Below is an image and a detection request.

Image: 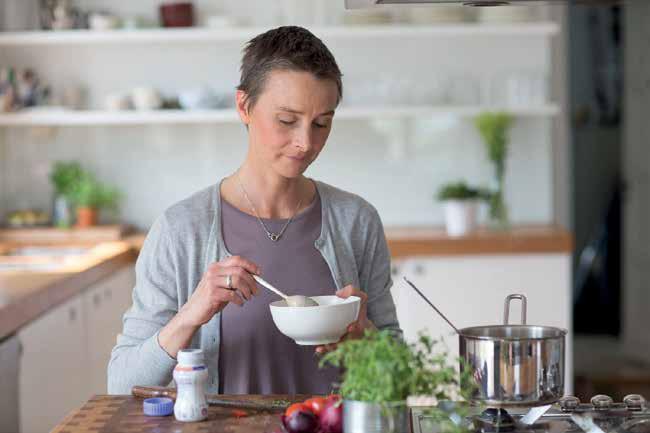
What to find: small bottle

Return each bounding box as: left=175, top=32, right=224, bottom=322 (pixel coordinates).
left=173, top=349, right=209, bottom=422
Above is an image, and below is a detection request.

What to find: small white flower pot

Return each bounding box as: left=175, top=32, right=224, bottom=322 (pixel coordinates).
left=442, top=200, right=478, bottom=237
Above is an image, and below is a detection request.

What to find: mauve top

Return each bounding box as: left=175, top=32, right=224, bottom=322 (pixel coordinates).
left=218, top=191, right=340, bottom=394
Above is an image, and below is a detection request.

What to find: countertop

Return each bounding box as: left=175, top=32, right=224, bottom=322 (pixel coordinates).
left=125, top=224, right=573, bottom=258
left=386, top=225, right=572, bottom=257
left=0, top=240, right=137, bottom=340
left=51, top=394, right=300, bottom=433
left=0, top=224, right=571, bottom=341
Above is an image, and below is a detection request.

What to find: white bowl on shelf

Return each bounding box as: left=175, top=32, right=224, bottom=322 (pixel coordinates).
left=269, top=295, right=361, bottom=345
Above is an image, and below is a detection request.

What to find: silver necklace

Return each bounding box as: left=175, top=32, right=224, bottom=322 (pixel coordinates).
left=235, top=174, right=304, bottom=242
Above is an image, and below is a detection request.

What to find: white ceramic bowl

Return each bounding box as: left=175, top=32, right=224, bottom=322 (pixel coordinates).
left=269, top=295, right=361, bottom=345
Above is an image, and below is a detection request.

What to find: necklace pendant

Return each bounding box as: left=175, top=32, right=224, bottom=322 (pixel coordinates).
left=268, top=233, right=280, bottom=242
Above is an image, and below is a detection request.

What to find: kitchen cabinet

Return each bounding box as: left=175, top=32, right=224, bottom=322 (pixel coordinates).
left=0, top=334, right=20, bottom=433
left=18, top=293, right=87, bottom=433
left=17, top=264, right=135, bottom=433
left=390, top=253, right=573, bottom=392
left=83, top=266, right=135, bottom=396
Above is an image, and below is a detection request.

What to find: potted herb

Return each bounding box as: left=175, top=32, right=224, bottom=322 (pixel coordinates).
left=67, top=173, right=121, bottom=227
left=436, top=181, right=484, bottom=237
left=474, top=112, right=513, bottom=229
left=49, top=161, right=84, bottom=228
left=320, top=329, right=470, bottom=433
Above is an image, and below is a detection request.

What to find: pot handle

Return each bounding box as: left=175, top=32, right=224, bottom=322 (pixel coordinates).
left=503, top=294, right=527, bottom=325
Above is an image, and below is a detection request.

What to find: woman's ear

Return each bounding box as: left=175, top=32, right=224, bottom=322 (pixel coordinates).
left=235, top=90, right=251, bottom=125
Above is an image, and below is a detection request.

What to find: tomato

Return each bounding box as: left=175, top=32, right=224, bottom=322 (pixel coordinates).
left=326, top=394, right=341, bottom=404
left=303, top=397, right=327, bottom=416
left=232, top=409, right=248, bottom=418
left=284, top=402, right=313, bottom=418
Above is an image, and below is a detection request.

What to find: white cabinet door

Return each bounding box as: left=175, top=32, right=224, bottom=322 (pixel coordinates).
left=391, top=254, right=573, bottom=392
left=18, top=295, right=87, bottom=433
left=84, top=266, right=135, bottom=396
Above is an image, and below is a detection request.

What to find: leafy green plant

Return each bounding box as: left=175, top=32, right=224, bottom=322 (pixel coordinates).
left=68, top=173, right=121, bottom=211
left=436, top=181, right=484, bottom=201
left=320, top=329, right=475, bottom=433
left=474, top=112, right=514, bottom=227
left=49, top=161, right=84, bottom=197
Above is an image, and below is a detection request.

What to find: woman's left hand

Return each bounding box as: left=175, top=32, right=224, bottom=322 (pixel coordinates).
left=315, top=285, right=376, bottom=354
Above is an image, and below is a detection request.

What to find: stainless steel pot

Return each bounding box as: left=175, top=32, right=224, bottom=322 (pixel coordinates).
left=459, top=294, right=567, bottom=407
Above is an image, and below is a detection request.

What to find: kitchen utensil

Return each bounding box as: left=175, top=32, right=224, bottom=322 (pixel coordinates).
left=253, top=274, right=318, bottom=307
left=404, top=277, right=566, bottom=407
left=89, top=13, right=120, bottom=30
left=132, top=385, right=306, bottom=410
left=160, top=2, right=194, bottom=27
left=104, top=93, right=131, bottom=111
left=459, top=294, right=567, bottom=407
left=131, top=87, right=162, bottom=110
left=403, top=277, right=461, bottom=334
left=269, top=295, right=361, bottom=345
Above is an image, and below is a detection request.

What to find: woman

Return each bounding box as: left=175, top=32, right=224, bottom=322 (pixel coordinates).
left=108, top=26, right=401, bottom=396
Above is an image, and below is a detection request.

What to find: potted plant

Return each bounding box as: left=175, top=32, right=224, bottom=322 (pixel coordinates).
left=474, top=112, right=513, bottom=229
left=49, top=161, right=84, bottom=228
left=436, top=181, right=484, bottom=237
left=320, top=329, right=471, bottom=433
left=67, top=173, right=121, bottom=227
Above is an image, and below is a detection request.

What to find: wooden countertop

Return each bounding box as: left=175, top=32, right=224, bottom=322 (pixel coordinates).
left=0, top=241, right=137, bottom=340
left=124, top=225, right=573, bottom=258
left=51, top=395, right=301, bottom=433
left=386, top=225, right=573, bottom=258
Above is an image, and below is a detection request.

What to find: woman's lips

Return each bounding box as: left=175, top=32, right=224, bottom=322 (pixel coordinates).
left=287, top=154, right=307, bottom=161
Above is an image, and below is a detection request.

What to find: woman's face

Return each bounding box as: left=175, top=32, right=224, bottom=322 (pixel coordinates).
left=236, top=69, right=339, bottom=179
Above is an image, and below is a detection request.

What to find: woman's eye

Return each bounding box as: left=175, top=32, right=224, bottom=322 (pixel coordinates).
left=314, top=122, right=329, bottom=129
left=279, top=119, right=295, bottom=126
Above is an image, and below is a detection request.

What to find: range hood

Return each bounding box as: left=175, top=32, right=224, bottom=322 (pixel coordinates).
left=345, top=0, right=621, bottom=7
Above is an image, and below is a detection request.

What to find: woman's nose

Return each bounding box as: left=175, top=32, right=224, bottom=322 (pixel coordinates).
left=294, top=128, right=313, bottom=153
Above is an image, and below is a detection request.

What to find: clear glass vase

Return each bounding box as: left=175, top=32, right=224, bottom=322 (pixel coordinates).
left=488, top=174, right=509, bottom=230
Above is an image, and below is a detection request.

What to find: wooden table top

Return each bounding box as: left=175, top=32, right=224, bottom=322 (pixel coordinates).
left=52, top=395, right=295, bottom=433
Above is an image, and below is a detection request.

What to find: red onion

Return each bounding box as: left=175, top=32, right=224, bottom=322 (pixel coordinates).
left=282, top=411, right=319, bottom=433
left=319, top=399, right=343, bottom=433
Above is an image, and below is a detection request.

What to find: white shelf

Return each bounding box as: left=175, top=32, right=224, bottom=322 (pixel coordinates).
left=0, top=105, right=560, bottom=127
left=0, top=23, right=559, bottom=46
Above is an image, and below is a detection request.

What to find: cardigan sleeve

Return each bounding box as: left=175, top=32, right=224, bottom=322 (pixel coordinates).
left=107, top=214, right=179, bottom=394
left=358, top=206, right=403, bottom=337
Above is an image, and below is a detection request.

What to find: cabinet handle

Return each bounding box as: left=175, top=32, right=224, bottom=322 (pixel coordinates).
left=414, top=263, right=425, bottom=276
left=69, top=307, right=77, bottom=322
left=104, top=288, right=112, bottom=300
left=93, top=293, right=102, bottom=307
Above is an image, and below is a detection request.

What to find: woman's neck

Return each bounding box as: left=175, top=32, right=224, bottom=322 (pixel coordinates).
left=226, top=161, right=314, bottom=219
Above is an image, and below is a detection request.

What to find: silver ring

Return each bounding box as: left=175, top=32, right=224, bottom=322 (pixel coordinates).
left=225, top=274, right=232, bottom=289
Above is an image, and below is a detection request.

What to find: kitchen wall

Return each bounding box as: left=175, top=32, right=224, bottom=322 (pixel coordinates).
left=0, top=1, right=560, bottom=230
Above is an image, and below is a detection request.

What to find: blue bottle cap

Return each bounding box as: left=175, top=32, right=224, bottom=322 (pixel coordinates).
left=143, top=397, right=174, bottom=416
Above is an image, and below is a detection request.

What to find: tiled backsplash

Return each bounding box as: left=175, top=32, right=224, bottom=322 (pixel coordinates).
left=1, top=117, right=552, bottom=230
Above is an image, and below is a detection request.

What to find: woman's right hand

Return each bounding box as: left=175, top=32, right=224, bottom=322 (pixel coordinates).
left=178, top=255, right=261, bottom=328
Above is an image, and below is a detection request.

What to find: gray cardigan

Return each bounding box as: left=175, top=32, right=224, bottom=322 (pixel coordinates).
left=107, top=180, right=401, bottom=394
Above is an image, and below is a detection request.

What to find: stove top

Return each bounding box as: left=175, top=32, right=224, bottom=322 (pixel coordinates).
left=411, top=395, right=650, bottom=433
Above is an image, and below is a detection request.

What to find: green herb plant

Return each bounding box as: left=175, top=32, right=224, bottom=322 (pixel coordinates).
left=68, top=172, right=121, bottom=213
left=474, top=112, right=513, bottom=227
left=49, top=161, right=84, bottom=197
left=319, top=329, right=477, bottom=433
left=436, top=181, right=485, bottom=202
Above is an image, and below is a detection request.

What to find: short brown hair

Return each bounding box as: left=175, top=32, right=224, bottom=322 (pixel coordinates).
left=237, top=26, right=343, bottom=111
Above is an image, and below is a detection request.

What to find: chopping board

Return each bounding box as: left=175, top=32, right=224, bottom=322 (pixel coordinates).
left=0, top=225, right=132, bottom=245
left=51, top=395, right=303, bottom=433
